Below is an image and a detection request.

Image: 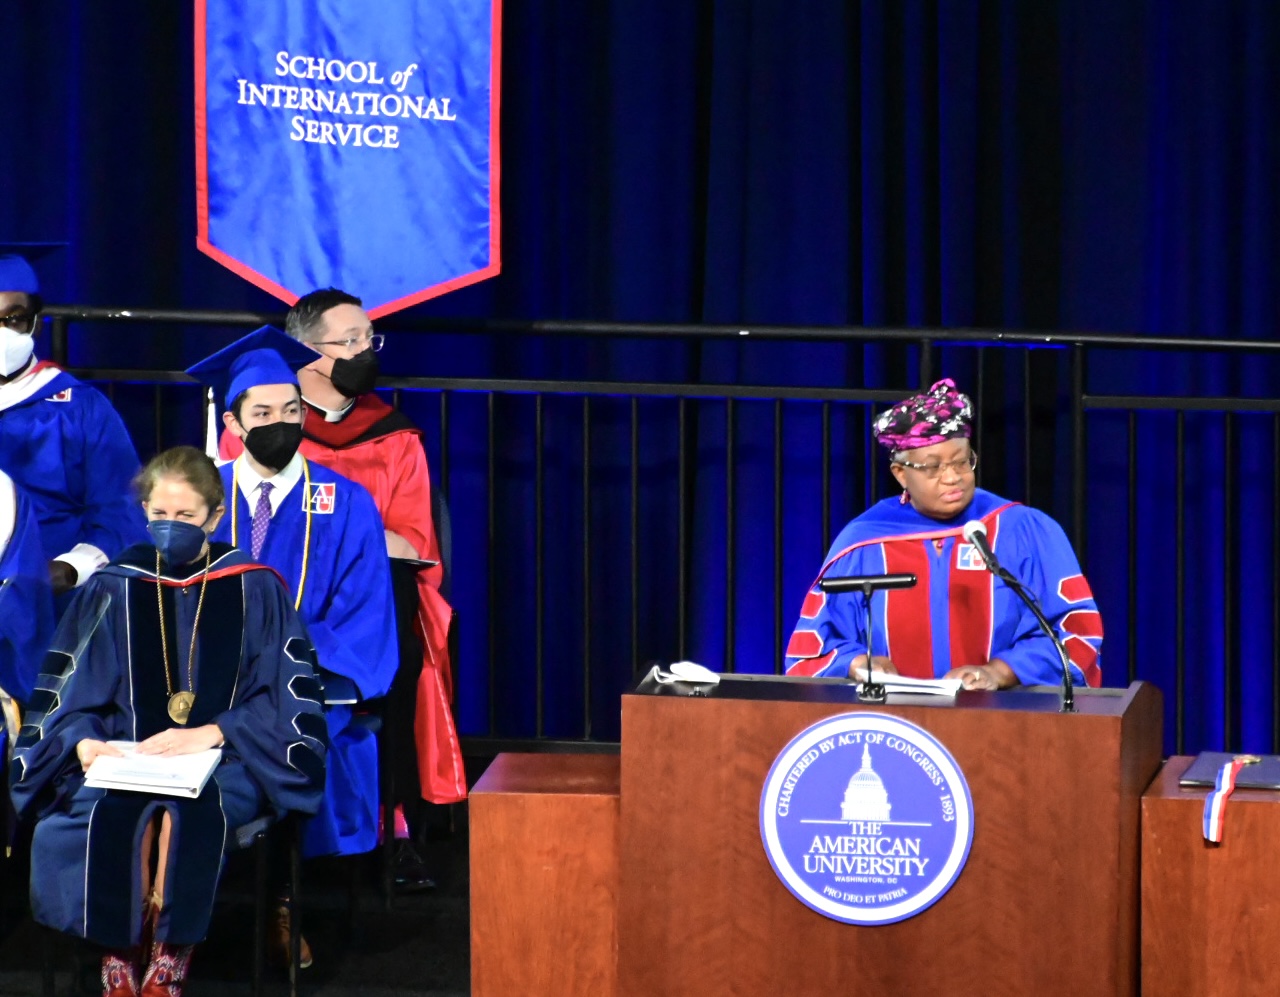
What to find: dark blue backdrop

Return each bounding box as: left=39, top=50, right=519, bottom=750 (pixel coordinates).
left=4, top=1, right=1280, bottom=754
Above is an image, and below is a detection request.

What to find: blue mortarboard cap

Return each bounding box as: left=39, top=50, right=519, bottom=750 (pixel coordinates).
left=0, top=256, right=39, bottom=294
left=0, top=243, right=65, bottom=295
left=185, top=325, right=317, bottom=409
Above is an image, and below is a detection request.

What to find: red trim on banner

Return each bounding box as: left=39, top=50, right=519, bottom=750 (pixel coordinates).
left=368, top=0, right=504, bottom=318
left=366, top=264, right=499, bottom=319
left=195, top=1, right=503, bottom=314
left=490, top=0, right=503, bottom=274
left=197, top=238, right=301, bottom=306
left=193, top=0, right=298, bottom=306
left=194, top=0, right=209, bottom=244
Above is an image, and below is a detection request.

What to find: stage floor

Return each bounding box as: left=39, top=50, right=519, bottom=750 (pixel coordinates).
left=0, top=807, right=472, bottom=997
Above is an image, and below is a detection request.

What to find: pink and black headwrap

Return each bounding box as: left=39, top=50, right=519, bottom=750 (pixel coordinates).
left=872, top=378, right=973, bottom=452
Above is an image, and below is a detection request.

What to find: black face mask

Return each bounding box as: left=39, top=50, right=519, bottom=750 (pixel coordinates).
left=329, top=348, right=379, bottom=397
left=242, top=421, right=303, bottom=471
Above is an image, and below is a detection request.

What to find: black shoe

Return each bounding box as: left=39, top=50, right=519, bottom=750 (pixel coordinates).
left=267, top=904, right=313, bottom=970
left=392, top=840, right=437, bottom=893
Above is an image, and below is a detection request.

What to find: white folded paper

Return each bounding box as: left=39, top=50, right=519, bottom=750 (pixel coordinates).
left=853, top=669, right=962, bottom=697
left=84, top=741, right=222, bottom=799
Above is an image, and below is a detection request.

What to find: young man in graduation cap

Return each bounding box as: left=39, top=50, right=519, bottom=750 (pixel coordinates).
left=220, top=289, right=463, bottom=891
left=188, top=326, right=398, bottom=965
left=0, top=250, right=146, bottom=596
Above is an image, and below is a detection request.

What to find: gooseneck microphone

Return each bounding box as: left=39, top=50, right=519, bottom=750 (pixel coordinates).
left=819, top=573, right=918, bottom=703
left=962, top=520, right=1076, bottom=713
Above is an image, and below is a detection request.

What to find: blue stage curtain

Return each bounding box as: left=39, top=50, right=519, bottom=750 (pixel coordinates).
left=4, top=1, right=1280, bottom=752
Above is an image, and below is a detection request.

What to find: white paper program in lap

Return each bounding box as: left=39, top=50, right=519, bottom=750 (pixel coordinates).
left=84, top=742, right=222, bottom=799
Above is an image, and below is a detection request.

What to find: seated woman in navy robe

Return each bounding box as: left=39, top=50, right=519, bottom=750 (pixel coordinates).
left=8, top=446, right=328, bottom=997
left=785, top=379, right=1103, bottom=691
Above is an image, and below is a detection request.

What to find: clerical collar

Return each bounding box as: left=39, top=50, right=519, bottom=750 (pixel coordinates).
left=303, top=395, right=354, bottom=423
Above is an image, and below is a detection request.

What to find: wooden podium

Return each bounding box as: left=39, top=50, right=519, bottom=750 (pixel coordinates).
left=471, top=753, right=621, bottom=997
left=618, top=676, right=1161, bottom=997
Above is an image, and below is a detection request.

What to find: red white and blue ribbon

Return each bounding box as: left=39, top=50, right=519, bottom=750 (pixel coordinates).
left=1202, top=758, right=1248, bottom=843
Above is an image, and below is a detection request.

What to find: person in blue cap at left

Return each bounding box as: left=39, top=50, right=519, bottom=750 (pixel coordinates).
left=0, top=252, right=147, bottom=597
left=188, top=326, right=397, bottom=969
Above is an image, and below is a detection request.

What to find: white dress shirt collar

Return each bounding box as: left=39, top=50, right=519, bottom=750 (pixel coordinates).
left=234, top=451, right=304, bottom=515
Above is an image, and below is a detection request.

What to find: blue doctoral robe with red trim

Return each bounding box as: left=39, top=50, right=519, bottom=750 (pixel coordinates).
left=785, top=488, right=1103, bottom=687
left=211, top=456, right=397, bottom=857
left=0, top=471, right=54, bottom=708
left=8, top=543, right=327, bottom=949
left=0, top=362, right=147, bottom=566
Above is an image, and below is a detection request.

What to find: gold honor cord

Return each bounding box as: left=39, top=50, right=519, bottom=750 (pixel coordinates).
left=156, top=547, right=211, bottom=725
left=231, top=456, right=312, bottom=611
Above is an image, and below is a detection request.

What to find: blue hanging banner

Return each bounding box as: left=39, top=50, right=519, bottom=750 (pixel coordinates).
left=195, top=0, right=501, bottom=317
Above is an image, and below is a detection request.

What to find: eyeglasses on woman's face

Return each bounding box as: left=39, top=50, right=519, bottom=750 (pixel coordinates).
left=893, top=451, right=978, bottom=479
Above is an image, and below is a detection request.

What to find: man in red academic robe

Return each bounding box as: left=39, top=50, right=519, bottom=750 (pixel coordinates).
left=221, top=290, right=465, bottom=875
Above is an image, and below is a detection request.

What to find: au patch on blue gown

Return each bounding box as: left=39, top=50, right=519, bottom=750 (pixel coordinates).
left=304, top=482, right=336, bottom=514
left=196, top=0, right=502, bottom=317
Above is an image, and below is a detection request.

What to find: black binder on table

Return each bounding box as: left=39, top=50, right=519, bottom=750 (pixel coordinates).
left=1179, top=751, right=1280, bottom=790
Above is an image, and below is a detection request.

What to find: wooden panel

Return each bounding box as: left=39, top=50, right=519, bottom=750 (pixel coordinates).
left=1142, top=756, right=1280, bottom=997
left=470, top=753, right=619, bottom=997
left=619, top=681, right=1160, bottom=997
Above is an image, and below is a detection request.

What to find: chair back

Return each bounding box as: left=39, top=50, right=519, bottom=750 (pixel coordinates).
left=429, top=485, right=453, bottom=602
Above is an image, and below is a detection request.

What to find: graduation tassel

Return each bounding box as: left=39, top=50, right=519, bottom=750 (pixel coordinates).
left=1, top=690, right=18, bottom=857
left=204, top=387, right=219, bottom=460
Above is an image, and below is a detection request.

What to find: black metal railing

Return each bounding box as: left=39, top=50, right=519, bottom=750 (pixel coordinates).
left=39, top=304, right=1280, bottom=756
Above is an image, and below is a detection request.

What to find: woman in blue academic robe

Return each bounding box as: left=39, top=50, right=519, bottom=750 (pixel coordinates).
left=8, top=447, right=328, bottom=997
left=786, top=379, right=1103, bottom=690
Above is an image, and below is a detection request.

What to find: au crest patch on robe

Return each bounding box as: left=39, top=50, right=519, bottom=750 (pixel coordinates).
left=304, top=483, right=336, bottom=514
left=49, top=388, right=73, bottom=403
left=955, top=543, right=986, bottom=571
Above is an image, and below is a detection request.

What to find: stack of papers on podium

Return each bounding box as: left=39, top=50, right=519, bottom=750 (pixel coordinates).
left=854, top=670, right=963, bottom=697
left=85, top=742, right=222, bottom=799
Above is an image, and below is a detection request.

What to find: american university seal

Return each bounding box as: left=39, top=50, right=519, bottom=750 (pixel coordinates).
left=760, top=712, right=973, bottom=925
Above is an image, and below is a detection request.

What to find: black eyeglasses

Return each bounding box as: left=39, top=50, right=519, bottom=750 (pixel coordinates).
left=0, top=312, right=36, bottom=334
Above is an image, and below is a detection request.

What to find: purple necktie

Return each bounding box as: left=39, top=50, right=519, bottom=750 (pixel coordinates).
left=250, top=481, right=274, bottom=560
